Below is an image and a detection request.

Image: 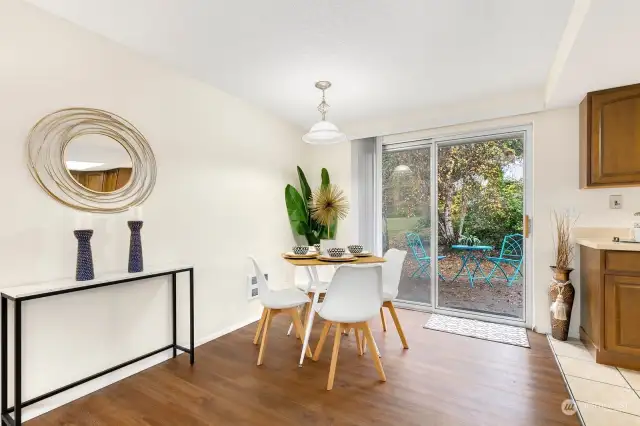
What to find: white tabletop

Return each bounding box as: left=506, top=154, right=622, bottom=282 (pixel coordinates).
left=0, top=264, right=193, bottom=300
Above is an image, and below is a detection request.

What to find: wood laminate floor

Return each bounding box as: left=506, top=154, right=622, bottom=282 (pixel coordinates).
left=28, top=310, right=578, bottom=426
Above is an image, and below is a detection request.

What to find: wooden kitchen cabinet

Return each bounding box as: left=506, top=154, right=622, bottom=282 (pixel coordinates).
left=604, top=275, right=640, bottom=358
left=580, top=246, right=640, bottom=369
left=580, top=83, right=640, bottom=188
left=70, top=167, right=132, bottom=192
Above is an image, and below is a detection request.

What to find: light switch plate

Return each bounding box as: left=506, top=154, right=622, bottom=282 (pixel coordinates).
left=610, top=195, right=623, bottom=209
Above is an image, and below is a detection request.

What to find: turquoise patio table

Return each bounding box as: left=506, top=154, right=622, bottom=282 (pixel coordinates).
left=450, top=245, right=493, bottom=287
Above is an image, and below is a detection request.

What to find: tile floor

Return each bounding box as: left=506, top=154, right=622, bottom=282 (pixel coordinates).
left=548, top=336, right=640, bottom=425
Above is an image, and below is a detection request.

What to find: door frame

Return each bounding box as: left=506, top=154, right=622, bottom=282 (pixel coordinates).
left=375, top=124, right=533, bottom=328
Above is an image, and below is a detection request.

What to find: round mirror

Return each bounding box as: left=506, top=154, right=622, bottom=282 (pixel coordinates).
left=65, top=134, right=133, bottom=193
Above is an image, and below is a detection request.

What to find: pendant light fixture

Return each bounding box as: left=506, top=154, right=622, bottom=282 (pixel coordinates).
left=302, top=81, right=349, bottom=145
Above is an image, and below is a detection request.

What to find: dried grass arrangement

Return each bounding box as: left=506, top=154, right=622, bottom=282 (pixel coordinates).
left=552, top=210, right=577, bottom=271
left=309, top=184, right=349, bottom=239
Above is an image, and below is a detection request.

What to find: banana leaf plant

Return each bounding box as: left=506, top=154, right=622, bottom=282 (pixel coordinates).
left=285, top=166, right=335, bottom=244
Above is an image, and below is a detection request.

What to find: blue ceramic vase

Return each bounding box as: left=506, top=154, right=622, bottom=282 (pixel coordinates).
left=74, top=230, right=95, bottom=281
left=128, top=221, right=144, bottom=273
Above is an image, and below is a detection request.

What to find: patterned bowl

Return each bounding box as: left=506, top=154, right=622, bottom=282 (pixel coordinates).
left=347, top=244, right=364, bottom=254
left=292, top=246, right=309, bottom=255
left=313, top=243, right=321, bottom=253
left=327, top=247, right=346, bottom=258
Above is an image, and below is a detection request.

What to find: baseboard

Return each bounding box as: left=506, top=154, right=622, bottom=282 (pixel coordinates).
left=21, top=314, right=262, bottom=422
left=195, top=314, right=262, bottom=347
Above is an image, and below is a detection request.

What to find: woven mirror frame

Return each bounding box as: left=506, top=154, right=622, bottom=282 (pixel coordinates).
left=26, top=108, right=156, bottom=213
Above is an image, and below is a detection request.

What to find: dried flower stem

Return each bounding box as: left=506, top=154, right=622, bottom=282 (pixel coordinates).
left=552, top=210, right=577, bottom=270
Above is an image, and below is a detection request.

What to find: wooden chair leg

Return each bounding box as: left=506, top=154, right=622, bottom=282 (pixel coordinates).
left=380, top=307, right=387, bottom=332
left=253, top=308, right=267, bottom=345
left=291, top=308, right=300, bottom=339
left=385, top=301, right=409, bottom=349
left=257, top=309, right=274, bottom=366
left=363, top=322, right=386, bottom=382
left=301, top=301, right=310, bottom=328
left=291, top=308, right=312, bottom=358
left=355, top=328, right=363, bottom=356
left=313, top=321, right=332, bottom=361
left=327, top=323, right=343, bottom=390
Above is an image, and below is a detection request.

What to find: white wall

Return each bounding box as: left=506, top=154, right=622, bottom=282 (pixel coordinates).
left=343, top=87, right=545, bottom=140
left=334, top=105, right=640, bottom=337
left=0, top=0, right=305, bottom=418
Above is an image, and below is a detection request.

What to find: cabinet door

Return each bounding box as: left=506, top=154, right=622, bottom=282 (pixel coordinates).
left=589, top=85, right=640, bottom=186
left=604, top=275, right=640, bottom=355
left=103, top=169, right=119, bottom=192
left=115, top=168, right=132, bottom=190
left=85, top=172, right=104, bottom=192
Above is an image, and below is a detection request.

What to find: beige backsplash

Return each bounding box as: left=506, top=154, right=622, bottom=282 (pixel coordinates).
left=573, top=227, right=632, bottom=239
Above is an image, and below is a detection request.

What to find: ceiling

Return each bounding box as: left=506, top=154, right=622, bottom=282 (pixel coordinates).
left=24, top=0, right=575, bottom=129
left=546, top=0, right=640, bottom=107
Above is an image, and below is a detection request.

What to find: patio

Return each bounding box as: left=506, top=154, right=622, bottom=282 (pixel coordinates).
left=396, top=253, right=524, bottom=319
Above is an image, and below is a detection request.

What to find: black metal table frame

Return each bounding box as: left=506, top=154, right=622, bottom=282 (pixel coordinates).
left=0, top=267, right=195, bottom=426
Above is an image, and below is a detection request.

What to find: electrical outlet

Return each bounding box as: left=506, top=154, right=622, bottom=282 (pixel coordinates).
left=247, top=273, right=268, bottom=300
left=610, top=195, right=623, bottom=209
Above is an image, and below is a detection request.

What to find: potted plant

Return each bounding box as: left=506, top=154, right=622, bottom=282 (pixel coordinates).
left=309, top=183, right=349, bottom=253
left=549, top=210, right=577, bottom=341
left=458, top=234, right=481, bottom=246
left=284, top=167, right=332, bottom=245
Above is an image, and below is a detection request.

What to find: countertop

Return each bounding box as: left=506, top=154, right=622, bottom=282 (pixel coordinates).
left=576, top=238, right=640, bottom=251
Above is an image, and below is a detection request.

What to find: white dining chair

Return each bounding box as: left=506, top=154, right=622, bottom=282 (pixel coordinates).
left=312, top=264, right=386, bottom=390
left=286, top=266, right=332, bottom=337
left=249, top=257, right=312, bottom=365
left=379, top=248, right=409, bottom=349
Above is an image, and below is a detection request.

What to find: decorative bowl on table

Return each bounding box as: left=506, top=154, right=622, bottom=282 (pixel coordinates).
left=347, top=244, right=363, bottom=254
left=313, top=243, right=321, bottom=253
left=327, top=247, right=346, bottom=258
left=292, top=246, right=310, bottom=255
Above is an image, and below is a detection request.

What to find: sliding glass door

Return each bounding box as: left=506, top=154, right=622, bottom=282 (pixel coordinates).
left=381, top=143, right=432, bottom=305
left=380, top=128, right=529, bottom=324
left=435, top=136, right=525, bottom=320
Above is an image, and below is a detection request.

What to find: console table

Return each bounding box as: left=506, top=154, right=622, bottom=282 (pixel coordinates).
left=0, top=265, right=195, bottom=426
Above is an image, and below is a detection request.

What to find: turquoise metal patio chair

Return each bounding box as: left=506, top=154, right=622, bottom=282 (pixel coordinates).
left=486, top=234, right=524, bottom=286
left=405, top=233, right=446, bottom=281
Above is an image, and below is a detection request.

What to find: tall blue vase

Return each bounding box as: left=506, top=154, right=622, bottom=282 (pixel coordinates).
left=74, top=230, right=95, bottom=281
left=128, top=220, right=144, bottom=273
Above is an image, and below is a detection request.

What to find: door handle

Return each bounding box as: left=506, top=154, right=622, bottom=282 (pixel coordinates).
left=524, top=215, right=531, bottom=238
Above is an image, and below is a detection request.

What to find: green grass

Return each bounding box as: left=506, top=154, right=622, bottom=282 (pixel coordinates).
left=386, top=216, right=423, bottom=241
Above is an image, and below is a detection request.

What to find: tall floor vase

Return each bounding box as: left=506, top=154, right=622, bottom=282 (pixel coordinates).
left=128, top=221, right=144, bottom=273
left=74, top=230, right=95, bottom=281
left=549, top=267, right=575, bottom=341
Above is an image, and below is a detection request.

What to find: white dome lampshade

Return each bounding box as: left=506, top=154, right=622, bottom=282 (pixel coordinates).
left=393, top=165, right=412, bottom=173
left=302, top=120, right=349, bottom=145
left=303, top=80, right=348, bottom=145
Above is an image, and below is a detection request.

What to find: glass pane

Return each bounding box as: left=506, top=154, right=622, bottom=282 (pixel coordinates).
left=382, top=145, right=431, bottom=305
left=436, top=137, right=525, bottom=319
